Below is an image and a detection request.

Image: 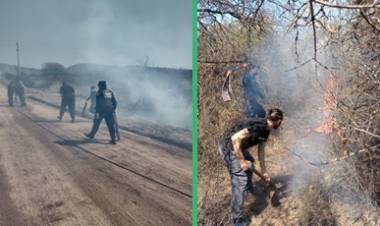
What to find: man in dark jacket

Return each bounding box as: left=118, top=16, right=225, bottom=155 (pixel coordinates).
left=14, top=79, right=26, bottom=106
left=7, top=78, right=26, bottom=107
left=84, top=81, right=118, bottom=144
left=218, top=108, right=283, bottom=226
left=57, top=81, right=75, bottom=122
left=7, top=80, right=15, bottom=107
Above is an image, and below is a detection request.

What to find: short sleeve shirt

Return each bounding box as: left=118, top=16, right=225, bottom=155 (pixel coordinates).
left=60, top=85, right=75, bottom=99
left=221, top=118, right=270, bottom=153
left=241, top=120, right=270, bottom=149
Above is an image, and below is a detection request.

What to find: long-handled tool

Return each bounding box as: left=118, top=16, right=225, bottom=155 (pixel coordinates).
left=251, top=167, right=276, bottom=200
left=222, top=73, right=232, bottom=101
left=251, top=167, right=275, bottom=188
left=81, top=101, right=88, bottom=117
left=113, top=112, right=120, bottom=141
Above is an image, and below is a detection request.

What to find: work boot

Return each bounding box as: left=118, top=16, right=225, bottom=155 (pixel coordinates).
left=109, top=139, right=117, bottom=145
left=57, top=115, right=62, bottom=121
left=84, top=133, right=94, bottom=139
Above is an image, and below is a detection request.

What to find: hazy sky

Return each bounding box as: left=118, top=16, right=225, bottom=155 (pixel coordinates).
left=0, top=0, right=192, bottom=69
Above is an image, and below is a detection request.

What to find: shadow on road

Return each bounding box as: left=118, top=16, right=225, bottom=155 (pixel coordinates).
left=0, top=104, right=13, bottom=107
left=55, top=139, right=110, bottom=146
left=36, top=119, right=88, bottom=123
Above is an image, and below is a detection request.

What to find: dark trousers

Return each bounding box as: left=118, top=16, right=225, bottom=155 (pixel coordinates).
left=218, top=144, right=254, bottom=222
left=88, top=113, right=116, bottom=141
left=17, top=89, right=26, bottom=106
left=8, top=89, right=14, bottom=106
left=59, top=98, right=75, bottom=120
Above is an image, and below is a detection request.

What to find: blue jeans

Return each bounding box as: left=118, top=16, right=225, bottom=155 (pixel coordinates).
left=218, top=144, right=254, bottom=223
left=245, top=97, right=266, bottom=118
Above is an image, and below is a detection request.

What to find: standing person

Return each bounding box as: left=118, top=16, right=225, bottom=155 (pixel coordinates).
left=7, top=80, right=15, bottom=107
left=57, top=81, right=76, bottom=122
left=84, top=81, right=118, bottom=144
left=14, top=79, right=26, bottom=106
left=218, top=108, right=283, bottom=226
left=86, top=85, right=97, bottom=114
left=223, top=61, right=266, bottom=118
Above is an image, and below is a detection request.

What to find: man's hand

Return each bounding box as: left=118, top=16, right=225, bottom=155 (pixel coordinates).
left=240, top=160, right=253, bottom=171
left=225, top=70, right=232, bottom=78
left=263, top=173, right=271, bottom=183
left=94, top=113, right=100, bottom=120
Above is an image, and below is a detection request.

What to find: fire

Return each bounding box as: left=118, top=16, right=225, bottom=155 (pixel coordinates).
left=313, top=72, right=347, bottom=142
left=314, top=72, right=338, bottom=135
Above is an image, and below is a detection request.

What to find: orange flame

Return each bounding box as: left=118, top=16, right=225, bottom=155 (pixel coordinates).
left=314, top=72, right=338, bottom=135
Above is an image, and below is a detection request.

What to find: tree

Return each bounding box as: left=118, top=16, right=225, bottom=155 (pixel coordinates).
left=41, top=62, right=66, bottom=81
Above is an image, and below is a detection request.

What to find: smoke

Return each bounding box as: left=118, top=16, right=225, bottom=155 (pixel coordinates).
left=79, top=0, right=191, bottom=68
left=109, top=67, right=192, bottom=130
left=251, top=31, right=328, bottom=186
left=0, top=0, right=192, bottom=130
left=69, top=0, right=192, bottom=130
left=0, top=0, right=191, bottom=68
left=69, top=64, right=192, bottom=130
left=249, top=30, right=378, bottom=222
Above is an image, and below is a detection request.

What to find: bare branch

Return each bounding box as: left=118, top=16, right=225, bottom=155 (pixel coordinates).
left=359, top=10, right=380, bottom=32
left=198, top=8, right=243, bottom=20
left=309, top=0, right=318, bottom=60
left=284, top=58, right=314, bottom=72
left=312, top=0, right=380, bottom=9
left=352, top=127, right=380, bottom=139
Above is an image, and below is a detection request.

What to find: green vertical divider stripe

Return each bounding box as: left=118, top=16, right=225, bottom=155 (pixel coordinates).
left=192, top=0, right=198, bottom=225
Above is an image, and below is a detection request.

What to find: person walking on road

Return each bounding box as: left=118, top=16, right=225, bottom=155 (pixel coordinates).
left=7, top=80, right=15, bottom=107
left=57, top=81, right=76, bottom=122
left=7, top=78, right=26, bottom=107
left=14, top=79, right=26, bottom=106
left=86, top=85, right=97, bottom=114
left=84, top=81, right=118, bottom=144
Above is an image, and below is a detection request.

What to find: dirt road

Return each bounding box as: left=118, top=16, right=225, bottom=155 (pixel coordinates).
left=0, top=86, right=191, bottom=226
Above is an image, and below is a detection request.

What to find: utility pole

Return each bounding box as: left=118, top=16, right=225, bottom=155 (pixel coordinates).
left=16, top=41, right=20, bottom=76
left=144, top=56, right=149, bottom=67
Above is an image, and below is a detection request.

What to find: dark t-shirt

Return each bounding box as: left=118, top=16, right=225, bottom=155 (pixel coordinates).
left=220, top=118, right=270, bottom=158
left=60, top=85, right=75, bottom=99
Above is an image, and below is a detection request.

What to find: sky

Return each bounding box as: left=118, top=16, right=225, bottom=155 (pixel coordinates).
left=0, top=0, right=192, bottom=69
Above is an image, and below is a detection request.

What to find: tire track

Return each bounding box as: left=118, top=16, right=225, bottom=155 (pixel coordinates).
left=15, top=108, right=192, bottom=199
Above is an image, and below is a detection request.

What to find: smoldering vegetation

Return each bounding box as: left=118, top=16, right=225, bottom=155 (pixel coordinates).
left=0, top=63, right=192, bottom=130
left=198, top=1, right=380, bottom=225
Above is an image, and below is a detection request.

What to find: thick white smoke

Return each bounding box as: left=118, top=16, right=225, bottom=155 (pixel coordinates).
left=249, top=30, right=378, bottom=223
